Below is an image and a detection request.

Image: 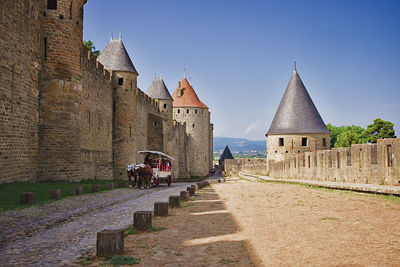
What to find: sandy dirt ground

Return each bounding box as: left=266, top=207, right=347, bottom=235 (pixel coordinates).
left=88, top=177, right=400, bottom=266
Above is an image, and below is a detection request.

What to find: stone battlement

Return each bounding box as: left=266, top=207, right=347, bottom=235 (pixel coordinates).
left=136, top=88, right=159, bottom=108
left=81, top=45, right=113, bottom=83
left=225, top=138, right=400, bottom=186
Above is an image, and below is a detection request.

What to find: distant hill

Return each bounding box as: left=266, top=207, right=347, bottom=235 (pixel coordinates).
left=214, top=137, right=266, bottom=153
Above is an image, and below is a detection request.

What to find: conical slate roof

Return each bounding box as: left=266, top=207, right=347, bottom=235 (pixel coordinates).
left=267, top=68, right=329, bottom=135
left=97, top=38, right=138, bottom=74
left=219, top=146, right=234, bottom=161
left=172, top=77, right=208, bottom=109
left=147, top=77, right=173, bottom=100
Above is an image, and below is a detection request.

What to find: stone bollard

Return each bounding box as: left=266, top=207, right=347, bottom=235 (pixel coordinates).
left=20, top=192, right=34, bottom=204
left=106, top=182, right=114, bottom=189
left=154, top=202, right=168, bottom=217
left=118, top=181, right=126, bottom=188
left=197, top=182, right=203, bottom=190
left=91, top=184, right=100, bottom=192
left=180, top=191, right=190, bottom=201
left=187, top=187, right=195, bottom=197
left=96, top=229, right=124, bottom=256
left=169, top=195, right=180, bottom=208
left=49, top=189, right=61, bottom=200
left=133, top=211, right=152, bottom=231
left=73, top=186, right=83, bottom=195
left=191, top=184, right=198, bottom=191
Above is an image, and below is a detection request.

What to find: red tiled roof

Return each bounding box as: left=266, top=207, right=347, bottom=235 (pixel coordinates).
left=172, top=77, right=208, bottom=109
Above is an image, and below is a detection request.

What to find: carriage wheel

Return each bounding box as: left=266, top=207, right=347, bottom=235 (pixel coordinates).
left=167, top=175, right=171, bottom=186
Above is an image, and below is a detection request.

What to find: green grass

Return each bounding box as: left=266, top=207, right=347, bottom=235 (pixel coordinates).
left=107, top=255, right=140, bottom=265
left=0, top=179, right=127, bottom=212
left=148, top=226, right=167, bottom=233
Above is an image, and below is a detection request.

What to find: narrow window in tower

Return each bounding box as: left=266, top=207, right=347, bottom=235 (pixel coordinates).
left=80, top=7, right=83, bottom=21
left=308, top=156, right=310, bottom=168
left=323, top=138, right=326, bottom=147
left=44, top=38, right=47, bottom=61
left=177, top=109, right=180, bottom=114
left=47, top=0, right=57, bottom=10
left=163, top=104, right=167, bottom=109
left=186, top=109, right=189, bottom=114
left=337, top=152, right=340, bottom=169
left=154, top=121, right=157, bottom=127
left=69, top=2, right=73, bottom=19
left=302, top=138, right=308, bottom=147
left=279, top=138, right=284, bottom=147
left=129, top=124, right=132, bottom=138
left=387, top=145, right=393, bottom=167
left=192, top=123, right=195, bottom=128
left=195, top=109, right=198, bottom=114
left=118, top=78, right=124, bottom=85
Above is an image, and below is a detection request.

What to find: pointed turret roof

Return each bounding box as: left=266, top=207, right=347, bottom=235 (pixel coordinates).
left=267, top=66, right=329, bottom=135
left=147, top=77, right=172, bottom=100
left=172, top=77, right=208, bottom=109
left=97, top=38, right=138, bottom=74
left=219, top=145, right=234, bottom=161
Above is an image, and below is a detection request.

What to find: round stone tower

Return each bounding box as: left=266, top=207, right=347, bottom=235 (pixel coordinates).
left=38, top=0, right=88, bottom=181
left=172, top=78, right=211, bottom=177
left=97, top=34, right=139, bottom=179
left=146, top=76, right=174, bottom=156
left=266, top=64, right=331, bottom=165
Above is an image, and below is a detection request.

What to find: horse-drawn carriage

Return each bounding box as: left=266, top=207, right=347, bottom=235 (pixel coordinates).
left=127, top=150, right=174, bottom=189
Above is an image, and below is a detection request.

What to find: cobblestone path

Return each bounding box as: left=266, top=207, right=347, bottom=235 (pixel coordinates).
left=0, top=183, right=194, bottom=266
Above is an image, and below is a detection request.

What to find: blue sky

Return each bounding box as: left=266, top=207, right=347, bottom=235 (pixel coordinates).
left=83, top=0, right=399, bottom=141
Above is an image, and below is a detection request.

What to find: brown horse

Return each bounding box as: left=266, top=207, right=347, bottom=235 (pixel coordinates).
left=132, top=163, right=153, bottom=189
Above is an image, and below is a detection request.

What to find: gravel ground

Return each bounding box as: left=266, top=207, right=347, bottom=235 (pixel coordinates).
left=0, top=183, right=194, bottom=266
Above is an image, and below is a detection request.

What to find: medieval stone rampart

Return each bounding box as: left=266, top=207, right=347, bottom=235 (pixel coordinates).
left=225, top=138, right=400, bottom=186
left=80, top=47, right=113, bottom=180
left=0, top=0, right=42, bottom=183
left=0, top=0, right=209, bottom=184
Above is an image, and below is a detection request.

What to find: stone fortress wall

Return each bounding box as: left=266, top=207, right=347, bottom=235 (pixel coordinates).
left=225, top=138, right=400, bottom=186
left=0, top=0, right=43, bottom=183
left=0, top=0, right=211, bottom=184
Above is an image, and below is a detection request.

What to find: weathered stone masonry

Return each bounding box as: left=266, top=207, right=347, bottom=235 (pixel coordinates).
left=0, top=0, right=213, bottom=183
left=225, top=138, right=400, bottom=186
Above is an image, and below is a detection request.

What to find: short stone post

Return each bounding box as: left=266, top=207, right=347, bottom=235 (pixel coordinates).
left=154, top=202, right=168, bottom=217
left=197, top=182, right=203, bottom=189
left=49, top=189, right=61, bottom=200
left=96, top=229, right=124, bottom=256
left=20, top=192, right=34, bottom=204
left=191, top=184, right=198, bottom=191
left=133, top=211, right=152, bottom=231
left=169, top=195, right=180, bottom=208
left=91, top=184, right=100, bottom=192
left=187, top=187, right=195, bottom=197
left=73, top=186, right=83, bottom=195
left=118, top=181, right=126, bottom=188
left=180, top=191, right=189, bottom=201
left=106, top=182, right=114, bottom=189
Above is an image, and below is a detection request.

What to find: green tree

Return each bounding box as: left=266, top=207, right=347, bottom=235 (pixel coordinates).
left=327, top=124, right=366, bottom=147
left=83, top=40, right=100, bottom=57
left=364, top=118, right=396, bottom=143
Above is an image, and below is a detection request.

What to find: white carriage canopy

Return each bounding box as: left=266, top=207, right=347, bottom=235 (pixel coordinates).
left=138, top=150, right=175, bottom=161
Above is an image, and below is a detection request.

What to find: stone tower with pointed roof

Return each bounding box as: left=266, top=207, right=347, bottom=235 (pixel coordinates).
left=266, top=65, right=330, bottom=164
left=98, top=34, right=140, bottom=177
left=172, top=78, right=213, bottom=176
left=219, top=146, right=234, bottom=171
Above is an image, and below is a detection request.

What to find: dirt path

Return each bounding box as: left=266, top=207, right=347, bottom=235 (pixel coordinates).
left=89, top=177, right=400, bottom=266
